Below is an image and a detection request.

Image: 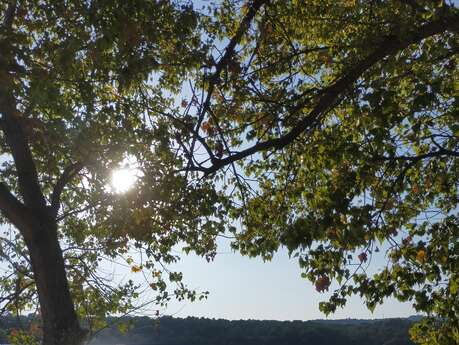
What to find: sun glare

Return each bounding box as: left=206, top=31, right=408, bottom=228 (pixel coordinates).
left=111, top=167, right=138, bottom=193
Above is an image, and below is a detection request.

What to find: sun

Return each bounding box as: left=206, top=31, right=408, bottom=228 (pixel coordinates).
left=111, top=167, right=138, bottom=193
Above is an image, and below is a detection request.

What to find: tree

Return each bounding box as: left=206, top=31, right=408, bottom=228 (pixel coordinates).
left=162, top=0, right=458, bottom=344
left=0, top=1, right=224, bottom=344
left=0, top=1, right=458, bottom=345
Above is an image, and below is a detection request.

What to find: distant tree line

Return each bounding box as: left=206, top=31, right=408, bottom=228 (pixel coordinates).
left=92, top=316, right=417, bottom=345
left=1, top=315, right=415, bottom=345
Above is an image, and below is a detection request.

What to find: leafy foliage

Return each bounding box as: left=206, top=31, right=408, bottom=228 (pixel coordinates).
left=156, top=1, right=458, bottom=343
left=0, top=0, right=223, bottom=341
left=0, top=0, right=458, bottom=344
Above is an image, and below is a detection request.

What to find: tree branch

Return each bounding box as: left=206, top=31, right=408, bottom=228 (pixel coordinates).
left=378, top=148, right=459, bottom=162
left=0, top=98, right=47, bottom=210
left=0, top=14, right=47, bottom=210
left=2, top=1, right=17, bottom=29
left=50, top=161, right=84, bottom=217
left=0, top=182, right=32, bottom=231
left=193, top=12, right=459, bottom=176
left=188, top=0, right=270, bottom=169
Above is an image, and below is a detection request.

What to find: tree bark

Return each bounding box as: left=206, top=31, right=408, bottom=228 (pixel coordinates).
left=0, top=186, right=87, bottom=345
left=21, top=212, right=87, bottom=345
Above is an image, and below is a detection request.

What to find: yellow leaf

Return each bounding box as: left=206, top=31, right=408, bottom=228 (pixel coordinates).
left=416, top=249, right=426, bottom=263
left=131, top=265, right=142, bottom=273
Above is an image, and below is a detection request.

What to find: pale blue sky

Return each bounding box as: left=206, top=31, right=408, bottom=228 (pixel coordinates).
left=156, top=239, right=416, bottom=321
left=0, top=222, right=417, bottom=321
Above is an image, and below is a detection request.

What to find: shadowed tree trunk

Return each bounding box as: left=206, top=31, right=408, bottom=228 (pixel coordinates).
left=23, top=215, right=87, bottom=345
left=0, top=130, right=87, bottom=345
left=0, top=108, right=86, bottom=345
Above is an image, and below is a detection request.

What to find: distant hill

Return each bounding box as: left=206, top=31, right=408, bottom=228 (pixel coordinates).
left=0, top=315, right=418, bottom=345
left=89, top=316, right=417, bottom=345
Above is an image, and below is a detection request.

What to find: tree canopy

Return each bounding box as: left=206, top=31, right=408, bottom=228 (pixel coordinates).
left=0, top=1, right=220, bottom=343
left=0, top=1, right=458, bottom=344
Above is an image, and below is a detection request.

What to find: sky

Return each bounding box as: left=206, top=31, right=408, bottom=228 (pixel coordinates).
left=135, top=239, right=416, bottom=321
left=0, top=211, right=416, bottom=322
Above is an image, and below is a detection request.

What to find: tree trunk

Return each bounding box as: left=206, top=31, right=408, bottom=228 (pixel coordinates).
left=0, top=97, right=86, bottom=345
left=21, top=212, right=87, bottom=345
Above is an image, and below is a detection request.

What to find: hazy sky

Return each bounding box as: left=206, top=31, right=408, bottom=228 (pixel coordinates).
left=0, top=219, right=416, bottom=322
left=152, top=239, right=416, bottom=321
